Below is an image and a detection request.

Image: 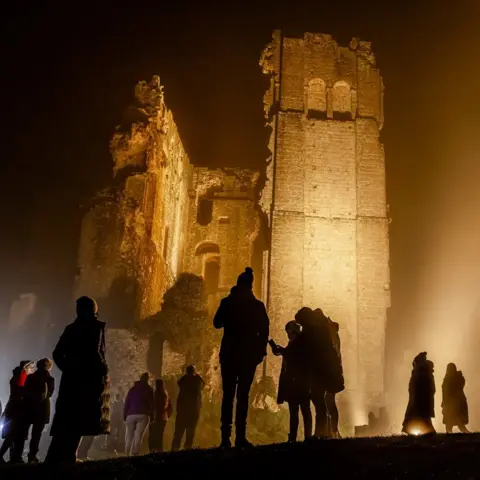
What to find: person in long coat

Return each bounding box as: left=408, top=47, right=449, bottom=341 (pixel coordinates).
left=271, top=321, right=312, bottom=442
left=323, top=313, right=343, bottom=438
left=23, top=358, right=55, bottom=463
left=0, top=361, right=34, bottom=464
left=45, top=296, right=110, bottom=464
left=442, top=363, right=469, bottom=433
left=402, top=352, right=436, bottom=435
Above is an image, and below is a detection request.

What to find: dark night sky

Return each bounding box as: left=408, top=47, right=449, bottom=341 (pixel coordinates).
left=1, top=0, right=479, bottom=330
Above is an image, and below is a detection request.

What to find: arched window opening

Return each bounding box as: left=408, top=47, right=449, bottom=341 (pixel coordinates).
left=195, top=242, right=220, bottom=257
left=204, top=258, right=220, bottom=295
left=197, top=198, right=213, bottom=225
left=307, top=78, right=327, bottom=118
left=332, top=81, right=352, bottom=119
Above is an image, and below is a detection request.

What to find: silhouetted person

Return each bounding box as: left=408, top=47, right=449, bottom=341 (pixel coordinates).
left=271, top=321, right=312, bottom=442
left=442, top=363, right=469, bottom=433
left=214, top=267, right=269, bottom=448
left=295, top=307, right=343, bottom=438
left=45, top=296, right=110, bottom=465
left=402, top=352, right=436, bottom=435
left=324, top=313, right=343, bottom=438
left=171, top=365, right=204, bottom=451
left=124, top=373, right=154, bottom=456
left=149, top=378, right=171, bottom=453
left=23, top=358, right=55, bottom=463
left=0, top=360, right=34, bottom=464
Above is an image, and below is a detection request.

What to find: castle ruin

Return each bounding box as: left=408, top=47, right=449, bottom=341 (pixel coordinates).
left=75, top=30, right=390, bottom=431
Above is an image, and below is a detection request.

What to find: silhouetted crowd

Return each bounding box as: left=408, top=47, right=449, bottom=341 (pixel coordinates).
left=0, top=267, right=472, bottom=466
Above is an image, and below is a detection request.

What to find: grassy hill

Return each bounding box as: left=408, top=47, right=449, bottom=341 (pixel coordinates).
left=1, top=434, right=479, bottom=479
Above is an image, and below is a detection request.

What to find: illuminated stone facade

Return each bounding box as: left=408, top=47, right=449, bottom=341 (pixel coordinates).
left=260, top=31, right=390, bottom=422
left=76, top=31, right=390, bottom=425
left=74, top=76, right=259, bottom=384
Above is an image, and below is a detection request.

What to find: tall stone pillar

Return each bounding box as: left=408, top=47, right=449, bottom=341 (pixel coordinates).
left=260, top=31, right=391, bottom=430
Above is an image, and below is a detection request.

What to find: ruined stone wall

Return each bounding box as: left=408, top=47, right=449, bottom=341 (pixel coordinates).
left=183, top=167, right=260, bottom=312
left=74, top=76, right=191, bottom=327
left=75, top=77, right=260, bottom=388
left=74, top=77, right=192, bottom=387
left=261, top=31, right=390, bottom=427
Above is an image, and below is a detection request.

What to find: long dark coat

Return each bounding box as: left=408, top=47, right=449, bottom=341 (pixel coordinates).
left=24, top=369, right=55, bottom=424
left=277, top=335, right=311, bottom=405
left=213, top=286, right=269, bottom=367
left=442, top=371, right=469, bottom=426
left=301, top=311, right=344, bottom=394
left=50, top=316, right=110, bottom=436
left=403, top=359, right=435, bottom=430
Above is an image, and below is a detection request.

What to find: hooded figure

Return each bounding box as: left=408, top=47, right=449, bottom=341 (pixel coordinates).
left=213, top=267, right=269, bottom=448
left=0, top=361, right=34, bottom=463
left=45, top=296, right=110, bottom=464
left=442, top=363, right=469, bottom=433
left=402, top=352, right=436, bottom=435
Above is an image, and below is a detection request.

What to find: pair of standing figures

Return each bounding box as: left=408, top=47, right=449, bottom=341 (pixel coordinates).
left=403, top=352, right=469, bottom=435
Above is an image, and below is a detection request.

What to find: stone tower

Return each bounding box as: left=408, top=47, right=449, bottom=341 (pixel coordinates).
left=260, top=31, right=391, bottom=426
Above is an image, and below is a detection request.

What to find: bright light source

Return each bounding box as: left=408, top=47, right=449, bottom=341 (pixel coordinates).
left=411, top=428, right=421, bottom=436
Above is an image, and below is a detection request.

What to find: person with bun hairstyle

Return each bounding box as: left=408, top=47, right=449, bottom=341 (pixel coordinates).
left=213, top=267, right=269, bottom=448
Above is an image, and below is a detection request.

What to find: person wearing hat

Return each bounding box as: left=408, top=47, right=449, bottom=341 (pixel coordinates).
left=23, top=358, right=55, bottom=463
left=213, top=267, right=269, bottom=448
left=45, top=296, right=110, bottom=464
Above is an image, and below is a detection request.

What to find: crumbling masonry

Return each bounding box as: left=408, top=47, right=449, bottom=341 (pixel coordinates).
left=75, top=30, right=390, bottom=428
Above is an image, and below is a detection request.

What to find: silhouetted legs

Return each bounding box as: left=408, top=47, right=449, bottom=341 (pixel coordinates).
left=172, top=416, right=198, bottom=451
left=45, top=434, right=82, bottom=464
left=288, top=401, right=312, bottom=441
left=149, top=420, right=167, bottom=453
left=446, top=424, right=470, bottom=434
left=325, top=392, right=339, bottom=436
left=311, top=388, right=328, bottom=437
left=28, top=422, right=46, bottom=462
left=220, top=361, right=257, bottom=445
left=125, top=415, right=149, bottom=456
left=77, top=435, right=95, bottom=460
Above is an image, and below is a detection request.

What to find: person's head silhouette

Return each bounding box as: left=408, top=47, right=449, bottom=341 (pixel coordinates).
left=236, top=267, right=254, bottom=290
left=76, top=296, right=98, bottom=318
